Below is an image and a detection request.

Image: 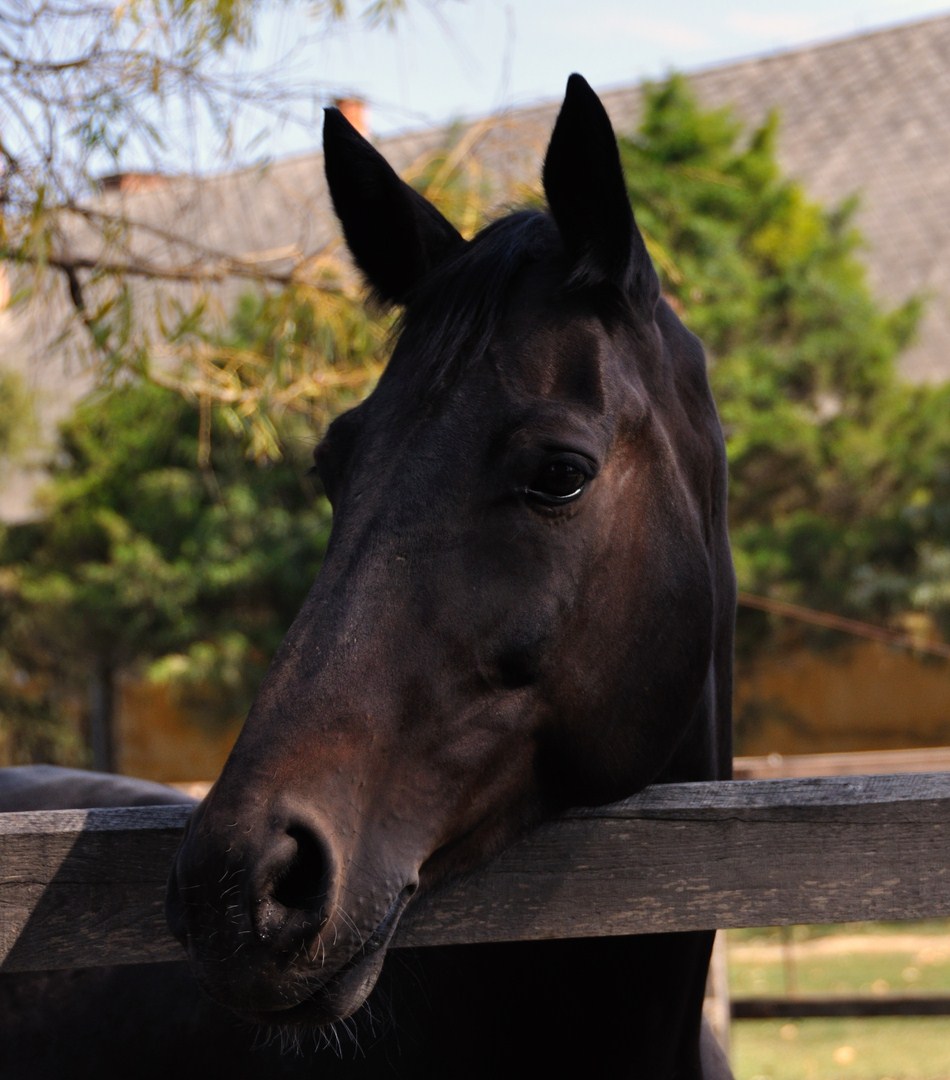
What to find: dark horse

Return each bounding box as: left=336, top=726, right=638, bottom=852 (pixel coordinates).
left=167, top=75, right=735, bottom=1077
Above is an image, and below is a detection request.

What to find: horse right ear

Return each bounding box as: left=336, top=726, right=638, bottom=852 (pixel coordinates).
left=323, top=108, right=465, bottom=306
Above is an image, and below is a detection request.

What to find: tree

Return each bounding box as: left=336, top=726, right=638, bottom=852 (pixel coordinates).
left=616, top=77, right=950, bottom=646
left=0, top=369, right=35, bottom=462
left=140, top=115, right=494, bottom=450
left=0, top=0, right=422, bottom=211
left=0, top=0, right=445, bottom=452
left=0, top=375, right=332, bottom=769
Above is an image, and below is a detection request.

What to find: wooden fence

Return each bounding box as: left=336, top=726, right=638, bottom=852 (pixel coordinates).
left=735, top=746, right=950, bottom=779
left=724, top=749, right=950, bottom=1027
left=2, top=772, right=949, bottom=974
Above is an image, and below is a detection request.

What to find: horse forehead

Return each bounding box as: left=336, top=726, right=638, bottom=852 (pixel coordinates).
left=489, top=271, right=648, bottom=403
left=491, top=314, right=605, bottom=403
left=362, top=266, right=650, bottom=459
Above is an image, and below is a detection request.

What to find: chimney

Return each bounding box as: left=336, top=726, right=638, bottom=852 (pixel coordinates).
left=97, top=171, right=170, bottom=195
left=334, top=97, right=371, bottom=139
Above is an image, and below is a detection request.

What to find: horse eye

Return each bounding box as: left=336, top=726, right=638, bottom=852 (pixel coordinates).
left=524, top=456, right=592, bottom=506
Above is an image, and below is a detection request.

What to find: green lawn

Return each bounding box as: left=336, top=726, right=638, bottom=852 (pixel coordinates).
left=733, top=1017, right=950, bottom=1080
left=727, top=922, right=950, bottom=1080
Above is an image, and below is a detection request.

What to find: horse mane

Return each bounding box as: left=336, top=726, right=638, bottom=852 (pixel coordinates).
left=389, top=209, right=561, bottom=395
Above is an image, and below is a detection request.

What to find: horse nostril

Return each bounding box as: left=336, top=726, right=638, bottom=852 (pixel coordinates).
left=274, top=825, right=333, bottom=916
left=254, top=824, right=333, bottom=947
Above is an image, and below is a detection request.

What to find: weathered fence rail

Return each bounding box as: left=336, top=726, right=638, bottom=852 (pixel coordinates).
left=735, top=746, right=950, bottom=779
left=1, top=773, right=949, bottom=973
left=732, top=995, right=950, bottom=1019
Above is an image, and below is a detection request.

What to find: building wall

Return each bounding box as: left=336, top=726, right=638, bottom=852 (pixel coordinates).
left=115, top=678, right=239, bottom=783
left=735, top=641, right=950, bottom=756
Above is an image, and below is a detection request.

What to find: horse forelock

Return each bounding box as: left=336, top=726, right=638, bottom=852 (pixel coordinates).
left=387, top=210, right=561, bottom=396
left=385, top=207, right=685, bottom=417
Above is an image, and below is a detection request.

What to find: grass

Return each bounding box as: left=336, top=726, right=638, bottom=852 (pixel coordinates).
left=732, top=1017, right=950, bottom=1080
left=727, top=921, right=950, bottom=1080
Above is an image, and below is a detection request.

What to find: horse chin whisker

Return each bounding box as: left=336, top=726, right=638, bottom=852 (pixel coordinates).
left=252, top=1016, right=355, bottom=1060
left=329, top=1022, right=345, bottom=1059
left=312, top=1017, right=354, bottom=1060
left=252, top=1023, right=301, bottom=1057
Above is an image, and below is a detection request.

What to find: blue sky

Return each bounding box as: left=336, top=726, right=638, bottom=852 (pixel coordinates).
left=247, top=0, right=950, bottom=154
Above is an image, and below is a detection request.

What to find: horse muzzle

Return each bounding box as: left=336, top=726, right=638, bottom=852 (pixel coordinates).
left=166, top=796, right=420, bottom=1026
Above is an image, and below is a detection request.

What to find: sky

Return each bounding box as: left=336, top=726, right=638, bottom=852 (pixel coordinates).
left=244, top=0, right=950, bottom=156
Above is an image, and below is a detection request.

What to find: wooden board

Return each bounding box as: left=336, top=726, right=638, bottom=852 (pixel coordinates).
left=0, top=804, right=191, bottom=971
left=2, top=774, right=949, bottom=972
left=732, top=995, right=950, bottom=1019
left=735, top=746, right=950, bottom=779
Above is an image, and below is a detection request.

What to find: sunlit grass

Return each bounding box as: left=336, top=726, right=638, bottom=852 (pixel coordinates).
left=728, top=921, right=950, bottom=1080
left=733, top=1017, right=950, bottom=1080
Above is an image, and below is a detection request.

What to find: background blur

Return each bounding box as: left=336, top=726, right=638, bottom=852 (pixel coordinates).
left=1, top=4, right=949, bottom=1075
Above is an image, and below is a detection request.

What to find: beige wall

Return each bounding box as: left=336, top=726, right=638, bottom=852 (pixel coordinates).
left=115, top=679, right=239, bottom=783
left=735, top=642, right=950, bottom=756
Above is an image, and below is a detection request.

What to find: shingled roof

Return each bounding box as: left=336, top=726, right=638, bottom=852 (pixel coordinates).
left=2, top=13, right=949, bottom=520
left=682, top=13, right=950, bottom=384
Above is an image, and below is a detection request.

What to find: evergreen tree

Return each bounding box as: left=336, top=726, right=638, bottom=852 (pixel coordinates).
left=0, top=345, right=339, bottom=768
left=619, top=77, right=950, bottom=642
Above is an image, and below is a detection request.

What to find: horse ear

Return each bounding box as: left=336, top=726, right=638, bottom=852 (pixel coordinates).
left=543, top=74, right=659, bottom=309
left=323, top=108, right=465, bottom=305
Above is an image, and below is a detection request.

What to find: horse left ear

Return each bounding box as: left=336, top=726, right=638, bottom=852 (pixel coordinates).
left=543, top=74, right=659, bottom=310
left=324, top=107, right=465, bottom=305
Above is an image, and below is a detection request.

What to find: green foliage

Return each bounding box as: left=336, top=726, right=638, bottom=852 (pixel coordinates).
left=0, top=378, right=331, bottom=763
left=401, top=119, right=498, bottom=239
left=0, top=0, right=439, bottom=434
left=172, top=284, right=389, bottom=461
left=0, top=370, right=36, bottom=462
left=619, top=77, right=950, bottom=642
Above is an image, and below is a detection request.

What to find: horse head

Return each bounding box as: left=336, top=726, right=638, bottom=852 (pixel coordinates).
left=167, top=74, right=734, bottom=1028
